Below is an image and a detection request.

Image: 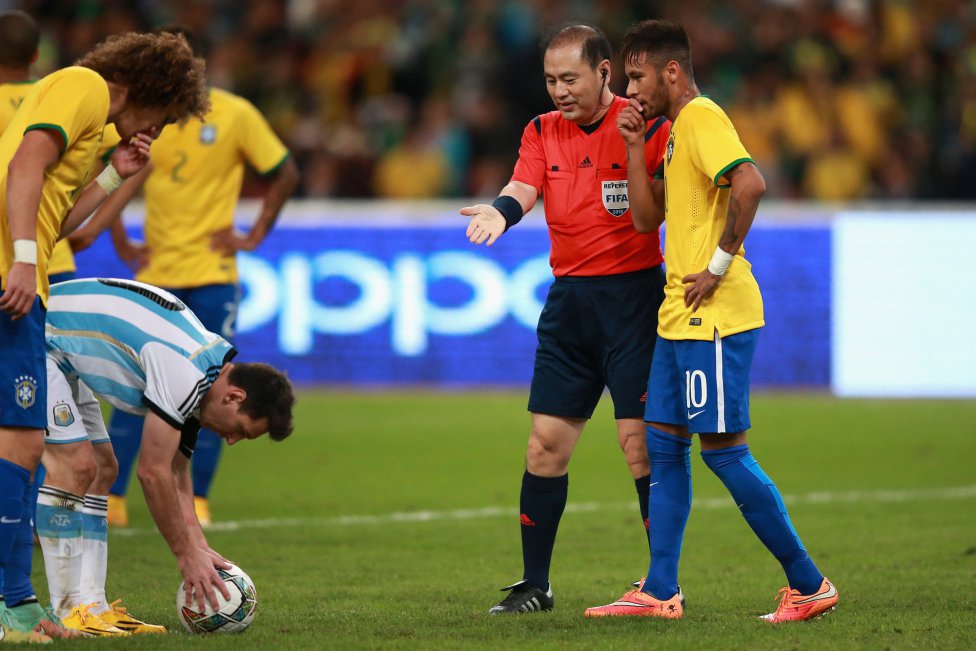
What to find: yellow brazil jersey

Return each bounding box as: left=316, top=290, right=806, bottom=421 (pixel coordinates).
left=0, top=67, right=109, bottom=304
left=137, top=87, right=289, bottom=288
left=658, top=96, right=764, bottom=341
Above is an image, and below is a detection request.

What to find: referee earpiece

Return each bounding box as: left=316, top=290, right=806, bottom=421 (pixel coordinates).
left=601, top=68, right=607, bottom=80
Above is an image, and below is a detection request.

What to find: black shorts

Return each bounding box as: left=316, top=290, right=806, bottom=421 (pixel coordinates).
left=528, top=265, right=665, bottom=420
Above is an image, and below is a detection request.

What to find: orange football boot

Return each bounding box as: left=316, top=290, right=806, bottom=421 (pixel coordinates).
left=760, top=577, right=838, bottom=623
left=584, top=588, right=683, bottom=619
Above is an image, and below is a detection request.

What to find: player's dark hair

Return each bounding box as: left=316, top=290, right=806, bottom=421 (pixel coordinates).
left=621, top=19, right=694, bottom=81
left=75, top=31, right=210, bottom=122
left=229, top=363, right=296, bottom=441
left=0, top=10, right=40, bottom=69
left=542, top=23, right=611, bottom=70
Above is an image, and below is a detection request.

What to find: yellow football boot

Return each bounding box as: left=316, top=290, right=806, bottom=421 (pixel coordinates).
left=98, top=600, right=166, bottom=634
left=107, top=494, right=128, bottom=528
left=193, top=496, right=212, bottom=528
left=60, top=604, right=129, bottom=637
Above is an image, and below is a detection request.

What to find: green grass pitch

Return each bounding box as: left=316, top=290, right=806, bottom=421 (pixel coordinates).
left=32, top=391, right=976, bottom=649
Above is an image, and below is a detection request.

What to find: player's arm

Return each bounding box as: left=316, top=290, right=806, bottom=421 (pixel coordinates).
left=59, top=131, right=154, bottom=238
left=682, top=161, right=767, bottom=311
left=211, top=156, right=300, bottom=254
left=65, top=161, right=150, bottom=253
left=0, top=129, right=61, bottom=318
left=138, top=410, right=230, bottom=610
left=459, top=181, right=538, bottom=246
left=171, top=449, right=232, bottom=569
left=617, top=98, right=664, bottom=232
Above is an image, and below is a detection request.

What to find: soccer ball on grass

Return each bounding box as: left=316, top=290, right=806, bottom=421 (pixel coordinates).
left=176, top=564, right=257, bottom=633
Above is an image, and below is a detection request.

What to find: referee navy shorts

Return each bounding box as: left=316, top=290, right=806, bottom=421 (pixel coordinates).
left=528, top=265, right=665, bottom=420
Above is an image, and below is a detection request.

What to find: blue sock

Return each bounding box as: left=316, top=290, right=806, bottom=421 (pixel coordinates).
left=520, top=471, right=567, bottom=590
left=701, top=445, right=823, bottom=595
left=2, top=476, right=37, bottom=607
left=108, top=409, right=144, bottom=496
left=643, top=426, right=692, bottom=600
left=191, top=428, right=224, bottom=498
left=634, top=474, right=650, bottom=542
left=0, top=459, right=30, bottom=597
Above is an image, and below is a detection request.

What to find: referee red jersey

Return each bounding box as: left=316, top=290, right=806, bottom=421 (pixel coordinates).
left=511, top=96, right=669, bottom=277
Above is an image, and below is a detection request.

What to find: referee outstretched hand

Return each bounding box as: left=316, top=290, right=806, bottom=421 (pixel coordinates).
left=460, top=204, right=505, bottom=246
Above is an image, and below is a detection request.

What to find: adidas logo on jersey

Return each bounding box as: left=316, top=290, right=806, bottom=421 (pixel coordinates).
left=579, top=156, right=593, bottom=168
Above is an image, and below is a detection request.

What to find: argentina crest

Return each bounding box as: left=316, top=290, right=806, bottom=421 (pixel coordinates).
left=14, top=375, right=37, bottom=409
left=601, top=179, right=629, bottom=217
left=52, top=402, right=75, bottom=427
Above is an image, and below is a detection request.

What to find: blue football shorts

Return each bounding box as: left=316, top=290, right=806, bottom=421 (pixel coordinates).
left=165, top=283, right=240, bottom=341
left=646, top=328, right=761, bottom=434
left=0, top=293, right=47, bottom=429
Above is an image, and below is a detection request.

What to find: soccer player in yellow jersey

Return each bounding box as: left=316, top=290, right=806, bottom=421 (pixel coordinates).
left=0, top=24, right=209, bottom=641
left=585, top=20, right=837, bottom=622
left=75, top=27, right=299, bottom=529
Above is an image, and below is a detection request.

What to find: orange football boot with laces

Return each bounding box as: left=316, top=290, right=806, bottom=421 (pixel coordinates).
left=760, top=577, right=838, bottom=623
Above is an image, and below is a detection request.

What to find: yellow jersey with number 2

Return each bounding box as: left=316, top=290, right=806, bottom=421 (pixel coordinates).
left=136, top=87, right=289, bottom=288
left=0, top=67, right=108, bottom=303
left=658, top=96, right=764, bottom=341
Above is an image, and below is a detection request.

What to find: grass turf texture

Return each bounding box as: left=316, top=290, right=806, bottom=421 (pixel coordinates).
left=31, top=392, right=976, bottom=649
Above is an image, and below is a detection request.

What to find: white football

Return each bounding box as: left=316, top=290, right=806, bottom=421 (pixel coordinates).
left=176, top=564, right=258, bottom=634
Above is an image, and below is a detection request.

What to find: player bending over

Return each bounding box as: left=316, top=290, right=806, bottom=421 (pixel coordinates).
left=36, top=277, right=294, bottom=636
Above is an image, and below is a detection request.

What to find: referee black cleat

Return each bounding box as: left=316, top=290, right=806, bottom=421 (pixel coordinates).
left=488, top=580, right=554, bottom=614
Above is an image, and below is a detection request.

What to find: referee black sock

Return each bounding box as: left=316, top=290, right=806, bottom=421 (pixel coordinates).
left=635, top=474, right=651, bottom=542
left=519, top=470, right=568, bottom=591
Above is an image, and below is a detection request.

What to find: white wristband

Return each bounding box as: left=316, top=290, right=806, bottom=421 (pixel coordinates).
left=95, top=164, right=123, bottom=195
left=13, top=239, right=37, bottom=265
left=707, top=247, right=734, bottom=276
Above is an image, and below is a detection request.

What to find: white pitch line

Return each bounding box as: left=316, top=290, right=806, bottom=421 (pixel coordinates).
left=113, top=485, right=976, bottom=537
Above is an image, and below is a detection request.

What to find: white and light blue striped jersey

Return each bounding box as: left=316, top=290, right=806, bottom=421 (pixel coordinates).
left=45, top=278, right=236, bottom=429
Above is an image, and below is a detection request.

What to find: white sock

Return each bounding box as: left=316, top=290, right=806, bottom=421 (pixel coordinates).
left=79, top=494, right=110, bottom=614
left=36, top=486, right=85, bottom=618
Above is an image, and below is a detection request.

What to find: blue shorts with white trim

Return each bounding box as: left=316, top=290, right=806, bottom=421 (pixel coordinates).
left=645, top=328, right=760, bottom=434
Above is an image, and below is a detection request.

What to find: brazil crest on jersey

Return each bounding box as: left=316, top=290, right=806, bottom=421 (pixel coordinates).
left=658, top=97, right=764, bottom=341
left=45, top=278, right=236, bottom=429
left=0, top=68, right=109, bottom=304
left=136, top=88, right=289, bottom=288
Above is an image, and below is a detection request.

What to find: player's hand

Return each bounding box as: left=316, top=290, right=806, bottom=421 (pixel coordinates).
left=179, top=547, right=232, bottom=612
left=201, top=544, right=233, bottom=571
left=114, top=237, right=150, bottom=271
left=459, top=204, right=505, bottom=246
left=616, top=98, right=646, bottom=146
left=681, top=269, right=723, bottom=312
left=210, top=227, right=255, bottom=254
left=110, top=129, right=156, bottom=179
left=0, top=262, right=37, bottom=319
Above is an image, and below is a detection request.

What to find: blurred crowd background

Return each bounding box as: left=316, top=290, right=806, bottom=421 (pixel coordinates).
left=8, top=0, right=975, bottom=200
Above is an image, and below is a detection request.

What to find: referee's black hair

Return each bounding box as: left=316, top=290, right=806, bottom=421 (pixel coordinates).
left=541, top=23, right=611, bottom=70
left=621, top=19, right=694, bottom=81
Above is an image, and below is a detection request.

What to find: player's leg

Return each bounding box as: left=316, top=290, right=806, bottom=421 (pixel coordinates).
left=694, top=329, right=835, bottom=621
left=0, top=299, right=50, bottom=642
left=585, top=336, right=691, bottom=618
left=489, top=278, right=602, bottom=614
left=83, top=440, right=165, bottom=635
left=8, top=357, right=89, bottom=639
left=183, top=284, right=239, bottom=525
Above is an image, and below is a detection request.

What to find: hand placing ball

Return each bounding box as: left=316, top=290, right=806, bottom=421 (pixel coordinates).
left=176, top=564, right=258, bottom=633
